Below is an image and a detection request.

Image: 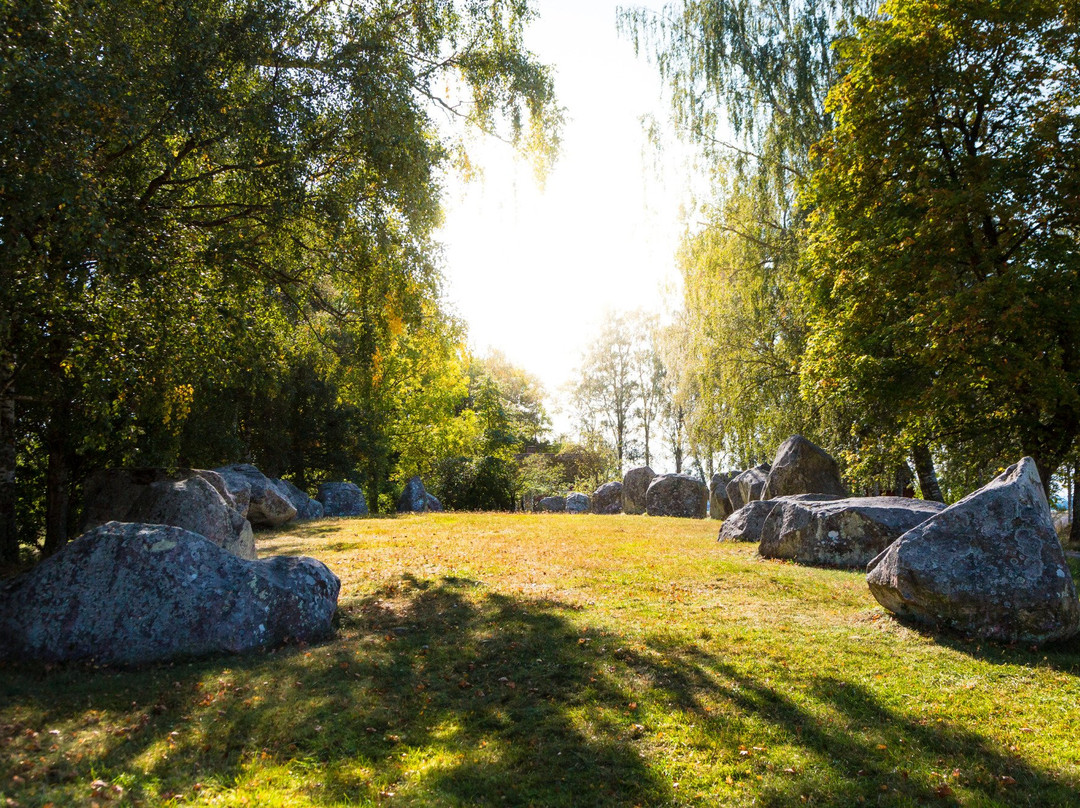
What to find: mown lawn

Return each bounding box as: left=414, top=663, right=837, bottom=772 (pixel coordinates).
left=3, top=513, right=1080, bottom=807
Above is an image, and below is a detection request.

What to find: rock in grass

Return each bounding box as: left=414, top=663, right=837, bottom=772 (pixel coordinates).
left=0, top=522, right=340, bottom=664
left=591, top=481, right=623, bottom=514
left=867, top=458, right=1080, bottom=645
left=425, top=493, right=444, bottom=512
left=397, top=476, right=432, bottom=513
left=622, top=467, right=656, bottom=515
left=536, top=496, right=566, bottom=513
left=709, top=472, right=733, bottom=520
left=759, top=496, right=945, bottom=568
left=82, top=468, right=254, bottom=559
left=726, top=464, right=770, bottom=511
left=317, top=482, right=368, bottom=517
left=272, top=478, right=324, bottom=521
left=761, top=435, right=847, bottom=500
left=566, top=492, right=591, bottom=514
left=718, top=495, right=838, bottom=542
left=646, top=474, right=708, bottom=518
left=215, top=464, right=298, bottom=528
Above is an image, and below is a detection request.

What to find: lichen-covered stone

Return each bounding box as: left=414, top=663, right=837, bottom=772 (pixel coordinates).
left=316, top=482, right=368, bottom=517
left=709, top=472, right=733, bottom=520
left=622, top=467, right=656, bottom=515
left=397, top=476, right=431, bottom=513
left=726, top=465, right=770, bottom=511
left=216, top=464, right=297, bottom=528
left=0, top=522, right=340, bottom=664
left=82, top=468, right=254, bottom=559
left=536, top=496, right=566, bottom=513
left=566, top=492, right=590, bottom=514
left=867, top=458, right=1080, bottom=645
left=272, top=478, right=324, bottom=521
left=761, top=435, right=847, bottom=500
left=759, top=496, right=945, bottom=568
left=646, top=474, right=708, bottom=518
left=591, top=481, right=623, bottom=514
left=717, top=494, right=837, bottom=542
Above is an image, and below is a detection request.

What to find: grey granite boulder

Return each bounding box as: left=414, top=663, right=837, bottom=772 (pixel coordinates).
left=566, top=492, right=590, bottom=514
left=215, top=464, right=297, bottom=528
left=709, top=472, right=733, bottom=520
left=397, top=476, right=431, bottom=513
left=82, top=468, right=254, bottom=559
left=726, top=464, right=770, bottom=511
left=272, top=478, right=324, bottom=521
left=316, top=482, right=368, bottom=517
left=591, top=481, right=623, bottom=514
left=759, top=496, right=945, bottom=568
left=867, top=458, right=1080, bottom=645
left=0, top=522, right=340, bottom=664
left=646, top=474, right=708, bottom=518
left=425, top=493, right=444, bottom=512
left=718, top=495, right=838, bottom=542
left=622, top=467, right=656, bottom=515
left=762, top=435, right=847, bottom=500
left=536, top=496, right=566, bottom=513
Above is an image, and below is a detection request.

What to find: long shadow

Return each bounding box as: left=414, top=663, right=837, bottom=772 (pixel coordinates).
left=1, top=578, right=671, bottom=807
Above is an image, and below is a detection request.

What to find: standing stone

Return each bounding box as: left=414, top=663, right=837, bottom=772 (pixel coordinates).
left=867, top=458, right=1080, bottom=645
left=317, top=482, right=368, bottom=517
left=759, top=496, right=945, bottom=568
left=709, top=472, right=733, bottom=520
left=646, top=474, right=708, bottom=518
left=81, top=468, right=254, bottom=559
left=566, top=492, right=590, bottom=514
left=536, top=496, right=566, bottom=513
left=591, top=481, right=623, bottom=514
left=215, top=464, right=298, bottom=528
left=622, top=467, right=656, bottom=515
left=272, top=478, right=324, bottom=521
left=0, top=522, right=340, bottom=664
left=726, top=464, right=770, bottom=511
left=397, top=476, right=432, bottom=513
left=761, top=435, right=847, bottom=500
left=425, top=493, right=444, bottom=512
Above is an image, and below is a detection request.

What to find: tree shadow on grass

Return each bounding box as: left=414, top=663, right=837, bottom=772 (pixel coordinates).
left=3, top=576, right=1080, bottom=807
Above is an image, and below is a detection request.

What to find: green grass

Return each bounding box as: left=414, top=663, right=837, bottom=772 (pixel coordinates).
left=3, top=512, right=1080, bottom=807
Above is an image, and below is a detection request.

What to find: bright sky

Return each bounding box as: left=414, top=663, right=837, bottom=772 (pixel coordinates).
left=436, top=0, right=691, bottom=436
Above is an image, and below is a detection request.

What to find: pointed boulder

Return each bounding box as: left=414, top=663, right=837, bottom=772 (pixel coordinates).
left=866, top=458, right=1080, bottom=645
left=761, top=436, right=846, bottom=500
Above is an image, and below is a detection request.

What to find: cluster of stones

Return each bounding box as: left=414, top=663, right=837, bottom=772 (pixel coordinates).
left=716, top=435, right=1079, bottom=647
left=534, top=468, right=711, bottom=519
left=0, top=462, right=381, bottom=665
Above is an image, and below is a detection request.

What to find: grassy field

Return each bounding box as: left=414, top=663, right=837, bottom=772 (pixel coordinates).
left=3, top=513, right=1080, bottom=807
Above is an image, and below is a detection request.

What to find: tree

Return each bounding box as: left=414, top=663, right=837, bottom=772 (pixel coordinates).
left=0, top=0, right=561, bottom=561
left=569, top=313, right=638, bottom=471
left=801, top=0, right=1080, bottom=496
left=627, top=312, right=665, bottom=468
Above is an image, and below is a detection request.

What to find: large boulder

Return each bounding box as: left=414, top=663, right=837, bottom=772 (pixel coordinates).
left=215, top=464, right=297, bottom=528
left=316, top=482, right=368, bottom=517
left=709, top=472, right=733, bottom=520
left=82, top=468, right=254, bottom=559
left=425, top=493, right=444, bottom=512
left=622, top=467, right=656, bottom=515
left=0, top=522, right=340, bottom=665
left=867, top=458, right=1080, bottom=645
left=272, top=478, right=324, bottom=521
left=536, top=496, right=566, bottom=513
left=397, top=476, right=432, bottom=513
left=591, top=481, right=623, bottom=515
left=726, top=464, right=770, bottom=511
left=646, top=474, right=708, bottom=518
left=717, top=494, right=838, bottom=542
left=762, top=435, right=847, bottom=500
left=759, top=496, right=946, bottom=568
left=566, top=492, right=590, bottom=514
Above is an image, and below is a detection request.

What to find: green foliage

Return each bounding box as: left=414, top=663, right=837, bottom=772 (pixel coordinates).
left=0, top=0, right=560, bottom=551
left=432, top=455, right=517, bottom=511
left=801, top=0, right=1080, bottom=488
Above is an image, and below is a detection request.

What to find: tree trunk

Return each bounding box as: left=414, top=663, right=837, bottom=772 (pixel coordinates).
left=42, top=424, right=71, bottom=556
left=643, top=424, right=650, bottom=469
left=674, top=444, right=683, bottom=474
left=1070, top=465, right=1079, bottom=546
left=911, top=444, right=944, bottom=502
left=893, top=462, right=914, bottom=498
left=0, top=356, right=16, bottom=566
